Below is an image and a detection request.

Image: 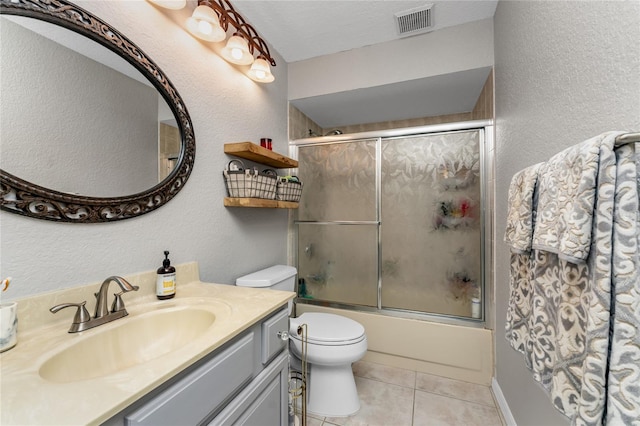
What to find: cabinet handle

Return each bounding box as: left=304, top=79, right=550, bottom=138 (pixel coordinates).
left=277, top=330, right=289, bottom=340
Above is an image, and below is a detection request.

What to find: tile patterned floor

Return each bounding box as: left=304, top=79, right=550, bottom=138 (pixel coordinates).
left=302, top=361, right=505, bottom=426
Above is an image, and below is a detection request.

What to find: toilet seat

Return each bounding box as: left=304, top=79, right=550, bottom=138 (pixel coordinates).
left=290, top=313, right=365, bottom=346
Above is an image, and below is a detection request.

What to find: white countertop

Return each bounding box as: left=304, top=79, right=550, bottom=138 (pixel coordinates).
left=0, top=271, right=294, bottom=426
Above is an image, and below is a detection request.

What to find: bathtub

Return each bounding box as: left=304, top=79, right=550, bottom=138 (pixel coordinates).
left=295, top=304, right=493, bottom=385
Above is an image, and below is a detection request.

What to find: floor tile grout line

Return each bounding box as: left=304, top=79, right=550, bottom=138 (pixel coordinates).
left=353, top=374, right=418, bottom=390
left=411, top=370, right=417, bottom=426
left=318, top=364, right=504, bottom=425
left=354, top=373, right=499, bottom=409
left=415, top=387, right=503, bottom=409
left=357, top=363, right=495, bottom=395
left=411, top=387, right=417, bottom=426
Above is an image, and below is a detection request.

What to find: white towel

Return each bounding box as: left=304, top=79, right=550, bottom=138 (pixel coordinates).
left=504, top=162, right=543, bottom=253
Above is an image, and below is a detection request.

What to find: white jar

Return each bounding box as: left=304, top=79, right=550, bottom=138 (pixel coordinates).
left=471, top=297, right=481, bottom=319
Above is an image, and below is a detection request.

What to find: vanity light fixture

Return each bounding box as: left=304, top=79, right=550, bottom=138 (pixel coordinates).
left=146, top=0, right=276, bottom=83
left=186, top=4, right=226, bottom=42
left=220, top=33, right=254, bottom=65
left=147, top=0, right=186, bottom=10
left=247, top=56, right=275, bottom=83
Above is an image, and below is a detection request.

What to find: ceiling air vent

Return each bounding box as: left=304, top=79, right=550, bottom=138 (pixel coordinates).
left=395, top=4, right=434, bottom=37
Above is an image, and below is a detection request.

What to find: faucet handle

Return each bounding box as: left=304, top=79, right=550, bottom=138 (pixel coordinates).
left=50, top=301, right=91, bottom=325
left=111, top=292, right=126, bottom=313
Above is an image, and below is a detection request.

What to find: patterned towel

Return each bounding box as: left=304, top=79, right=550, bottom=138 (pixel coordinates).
left=603, top=141, right=640, bottom=425
left=532, top=132, right=620, bottom=263
left=506, top=132, right=640, bottom=425
left=504, top=162, right=543, bottom=253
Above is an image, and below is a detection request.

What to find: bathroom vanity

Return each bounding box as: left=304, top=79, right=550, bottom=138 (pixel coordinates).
left=0, top=263, right=294, bottom=425
left=106, top=307, right=290, bottom=425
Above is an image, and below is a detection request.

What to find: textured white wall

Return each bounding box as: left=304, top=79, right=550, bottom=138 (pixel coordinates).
left=0, top=0, right=290, bottom=299
left=288, top=18, right=494, bottom=100
left=1, top=19, right=158, bottom=197
left=493, top=1, right=640, bottom=425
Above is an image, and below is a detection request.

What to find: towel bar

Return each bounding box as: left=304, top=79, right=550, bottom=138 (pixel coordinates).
left=615, top=132, right=640, bottom=146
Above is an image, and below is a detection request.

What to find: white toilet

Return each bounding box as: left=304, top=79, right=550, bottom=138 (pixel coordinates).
left=236, top=265, right=367, bottom=417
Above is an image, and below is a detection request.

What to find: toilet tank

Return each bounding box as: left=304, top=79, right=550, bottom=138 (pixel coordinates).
left=235, top=265, right=297, bottom=292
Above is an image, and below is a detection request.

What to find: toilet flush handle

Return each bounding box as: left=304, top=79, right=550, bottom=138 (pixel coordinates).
left=277, top=330, right=289, bottom=340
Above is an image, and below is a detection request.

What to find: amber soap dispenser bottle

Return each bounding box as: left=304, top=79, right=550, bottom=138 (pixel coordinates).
left=156, top=250, right=176, bottom=300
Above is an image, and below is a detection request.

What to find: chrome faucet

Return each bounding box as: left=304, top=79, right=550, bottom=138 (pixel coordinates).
left=50, top=276, right=139, bottom=333
left=94, top=276, right=139, bottom=319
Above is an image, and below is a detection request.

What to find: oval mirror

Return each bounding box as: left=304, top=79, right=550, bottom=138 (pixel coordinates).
left=0, top=0, right=195, bottom=223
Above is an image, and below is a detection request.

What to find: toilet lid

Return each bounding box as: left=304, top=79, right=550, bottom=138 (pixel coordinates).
left=290, top=313, right=365, bottom=345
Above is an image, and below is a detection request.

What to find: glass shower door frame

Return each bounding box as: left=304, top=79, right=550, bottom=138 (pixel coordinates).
left=290, top=120, right=493, bottom=327
left=293, top=137, right=381, bottom=310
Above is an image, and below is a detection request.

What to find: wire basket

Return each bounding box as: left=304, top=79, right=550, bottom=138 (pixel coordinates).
left=223, top=160, right=277, bottom=199
left=277, top=176, right=303, bottom=202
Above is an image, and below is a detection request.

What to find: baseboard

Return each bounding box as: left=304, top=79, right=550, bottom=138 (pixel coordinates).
left=492, top=378, right=517, bottom=426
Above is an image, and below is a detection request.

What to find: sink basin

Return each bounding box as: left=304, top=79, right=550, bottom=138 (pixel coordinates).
left=39, top=307, right=217, bottom=383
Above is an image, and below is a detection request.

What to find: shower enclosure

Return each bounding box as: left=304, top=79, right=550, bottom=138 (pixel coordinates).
left=292, top=122, right=492, bottom=323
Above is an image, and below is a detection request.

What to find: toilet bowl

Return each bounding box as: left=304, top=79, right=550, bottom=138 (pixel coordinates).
left=289, top=312, right=367, bottom=417
left=235, top=265, right=368, bottom=418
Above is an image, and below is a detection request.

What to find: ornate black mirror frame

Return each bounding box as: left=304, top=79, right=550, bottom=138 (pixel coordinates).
left=0, top=0, right=195, bottom=223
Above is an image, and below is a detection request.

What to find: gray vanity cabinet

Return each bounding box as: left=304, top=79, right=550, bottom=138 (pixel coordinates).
left=104, top=307, right=290, bottom=426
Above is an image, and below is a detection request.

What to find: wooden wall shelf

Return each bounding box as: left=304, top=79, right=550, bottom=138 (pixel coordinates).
left=224, top=142, right=298, bottom=168
left=224, top=142, right=299, bottom=209
left=224, top=198, right=299, bottom=209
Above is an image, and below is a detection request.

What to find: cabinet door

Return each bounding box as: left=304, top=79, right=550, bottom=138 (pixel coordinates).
left=125, top=333, right=255, bottom=426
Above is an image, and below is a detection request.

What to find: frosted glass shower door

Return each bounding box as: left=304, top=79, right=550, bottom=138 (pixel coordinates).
left=297, top=223, right=378, bottom=307
left=381, top=131, right=482, bottom=318
left=297, top=140, right=377, bottom=222
left=296, top=140, right=378, bottom=307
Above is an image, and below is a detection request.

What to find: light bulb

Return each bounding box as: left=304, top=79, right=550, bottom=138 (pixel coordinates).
left=221, top=34, right=254, bottom=65
left=197, top=20, right=213, bottom=36
left=231, top=48, right=243, bottom=60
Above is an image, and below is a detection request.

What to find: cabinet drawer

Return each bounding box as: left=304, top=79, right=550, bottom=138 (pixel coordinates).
left=234, top=373, right=281, bottom=425
left=125, top=333, right=255, bottom=426
left=209, top=351, right=289, bottom=426
left=261, top=309, right=289, bottom=364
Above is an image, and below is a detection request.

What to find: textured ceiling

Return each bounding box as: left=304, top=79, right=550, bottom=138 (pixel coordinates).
left=232, top=1, right=498, bottom=129
left=233, top=1, right=498, bottom=63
